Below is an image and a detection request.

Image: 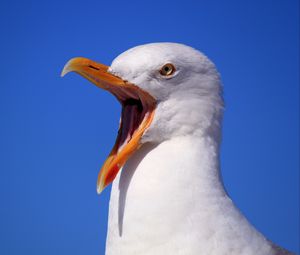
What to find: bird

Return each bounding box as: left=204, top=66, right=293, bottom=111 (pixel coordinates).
left=62, top=43, right=294, bottom=255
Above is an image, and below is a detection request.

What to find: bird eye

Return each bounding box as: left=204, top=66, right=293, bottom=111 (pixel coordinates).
left=159, top=63, right=176, bottom=76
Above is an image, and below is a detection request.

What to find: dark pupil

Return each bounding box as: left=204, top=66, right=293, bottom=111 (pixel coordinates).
left=164, top=66, right=170, bottom=72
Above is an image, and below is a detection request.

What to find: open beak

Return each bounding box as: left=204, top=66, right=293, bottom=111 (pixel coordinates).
left=61, top=57, right=156, bottom=194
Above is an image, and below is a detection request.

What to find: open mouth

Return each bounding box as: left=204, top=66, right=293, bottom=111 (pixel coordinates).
left=61, top=57, right=156, bottom=193
left=118, top=99, right=144, bottom=153
left=101, top=90, right=155, bottom=192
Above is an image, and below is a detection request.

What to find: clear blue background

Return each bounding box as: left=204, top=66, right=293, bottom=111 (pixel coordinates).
left=0, top=0, right=299, bottom=254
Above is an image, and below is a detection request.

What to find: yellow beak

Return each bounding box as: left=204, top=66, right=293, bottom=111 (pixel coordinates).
left=61, top=57, right=156, bottom=193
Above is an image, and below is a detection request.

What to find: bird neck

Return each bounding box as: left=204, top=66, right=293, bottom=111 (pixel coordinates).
left=122, top=134, right=226, bottom=206
left=109, top=134, right=225, bottom=238
left=106, top=135, right=272, bottom=254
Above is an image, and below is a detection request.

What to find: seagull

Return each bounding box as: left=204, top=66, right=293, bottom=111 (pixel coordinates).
left=62, top=43, right=294, bottom=255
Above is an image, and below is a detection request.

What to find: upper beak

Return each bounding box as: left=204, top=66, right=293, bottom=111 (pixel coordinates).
left=61, top=57, right=156, bottom=193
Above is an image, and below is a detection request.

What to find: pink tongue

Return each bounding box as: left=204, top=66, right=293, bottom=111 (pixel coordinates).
left=117, top=103, right=141, bottom=152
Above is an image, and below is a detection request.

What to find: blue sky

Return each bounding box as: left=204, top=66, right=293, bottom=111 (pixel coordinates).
left=0, top=0, right=299, bottom=254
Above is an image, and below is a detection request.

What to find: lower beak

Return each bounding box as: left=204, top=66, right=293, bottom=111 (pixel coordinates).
left=61, top=57, right=156, bottom=193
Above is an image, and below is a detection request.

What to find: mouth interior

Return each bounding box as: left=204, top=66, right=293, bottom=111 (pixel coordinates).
left=117, top=99, right=145, bottom=152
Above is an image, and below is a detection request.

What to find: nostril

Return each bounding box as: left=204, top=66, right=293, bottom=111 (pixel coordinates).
left=88, top=65, right=100, bottom=70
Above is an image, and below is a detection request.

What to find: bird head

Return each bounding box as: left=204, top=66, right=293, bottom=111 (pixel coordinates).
left=62, top=43, right=223, bottom=193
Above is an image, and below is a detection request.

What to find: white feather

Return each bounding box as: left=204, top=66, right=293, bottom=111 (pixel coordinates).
left=104, top=43, right=292, bottom=255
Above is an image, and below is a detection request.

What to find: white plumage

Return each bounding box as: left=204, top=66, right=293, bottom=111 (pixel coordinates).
left=62, top=43, right=293, bottom=255
left=104, top=43, right=293, bottom=255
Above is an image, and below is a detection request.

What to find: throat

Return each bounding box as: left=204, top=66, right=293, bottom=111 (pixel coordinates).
left=117, top=99, right=144, bottom=151
left=106, top=136, right=272, bottom=254
left=119, top=135, right=224, bottom=201
left=108, top=135, right=226, bottom=234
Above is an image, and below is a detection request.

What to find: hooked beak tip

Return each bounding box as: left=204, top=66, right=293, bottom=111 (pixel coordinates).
left=97, top=183, right=104, bottom=195
left=61, top=62, right=72, bottom=77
